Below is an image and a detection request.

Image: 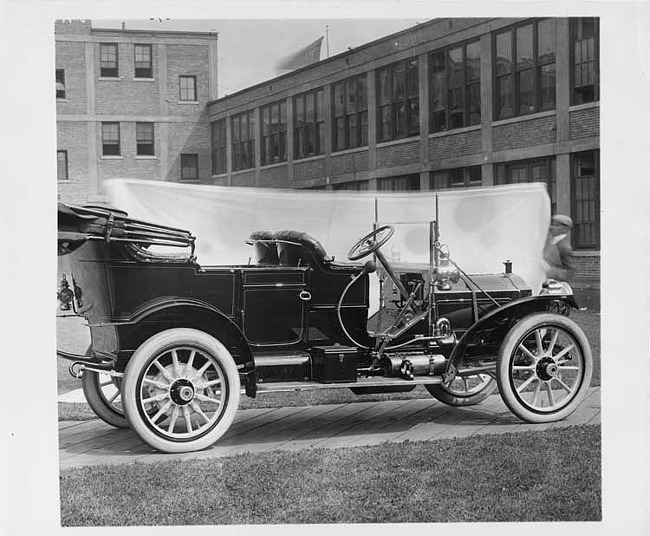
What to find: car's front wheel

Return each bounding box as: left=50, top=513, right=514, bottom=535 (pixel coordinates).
left=496, top=313, right=592, bottom=423
left=122, top=328, right=240, bottom=453
left=425, top=373, right=497, bottom=406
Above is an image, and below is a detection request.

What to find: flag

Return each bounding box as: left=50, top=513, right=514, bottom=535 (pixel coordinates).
left=276, top=36, right=324, bottom=71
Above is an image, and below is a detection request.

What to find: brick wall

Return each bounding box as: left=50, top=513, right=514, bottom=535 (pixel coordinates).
left=376, top=140, right=420, bottom=168
left=55, top=20, right=92, bottom=35
left=332, top=150, right=369, bottom=175
left=294, top=158, right=326, bottom=181
left=165, top=122, right=212, bottom=181
left=166, top=45, right=211, bottom=114
left=570, top=106, right=599, bottom=140
left=57, top=122, right=90, bottom=204
left=231, top=171, right=256, bottom=187
left=493, top=115, right=556, bottom=152
left=56, top=41, right=88, bottom=114
left=260, top=165, right=290, bottom=188
left=429, top=129, right=482, bottom=160
left=573, top=254, right=600, bottom=283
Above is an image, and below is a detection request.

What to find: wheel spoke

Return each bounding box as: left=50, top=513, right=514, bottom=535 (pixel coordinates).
left=106, top=390, right=121, bottom=404
left=547, top=330, right=559, bottom=354
left=553, top=376, right=574, bottom=395
left=142, top=392, right=169, bottom=405
left=196, top=378, right=222, bottom=390
left=557, top=363, right=579, bottom=370
left=553, top=344, right=576, bottom=361
left=195, top=392, right=221, bottom=404
left=99, top=380, right=113, bottom=388
left=185, top=350, right=196, bottom=376
left=190, top=402, right=211, bottom=424
left=513, top=364, right=535, bottom=371
left=153, top=360, right=175, bottom=382
left=531, top=380, right=542, bottom=406
left=171, top=350, right=181, bottom=378
left=516, top=373, right=537, bottom=394
left=190, top=361, right=213, bottom=382
left=183, top=406, right=193, bottom=432
left=143, top=377, right=170, bottom=390
left=151, top=400, right=172, bottom=424
left=534, top=329, right=544, bottom=355
left=545, top=382, right=556, bottom=407
left=517, top=343, right=537, bottom=362
left=167, top=406, right=180, bottom=433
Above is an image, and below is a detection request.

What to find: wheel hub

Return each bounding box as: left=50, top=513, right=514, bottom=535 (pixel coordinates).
left=536, top=357, right=558, bottom=381
left=170, top=379, right=195, bottom=405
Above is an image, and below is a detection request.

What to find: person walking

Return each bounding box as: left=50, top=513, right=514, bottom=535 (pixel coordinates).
left=543, top=214, right=575, bottom=282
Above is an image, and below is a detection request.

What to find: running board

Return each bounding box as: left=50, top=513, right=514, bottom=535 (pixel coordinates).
left=255, top=375, right=443, bottom=394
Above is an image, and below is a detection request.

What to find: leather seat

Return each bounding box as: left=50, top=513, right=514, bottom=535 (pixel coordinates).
left=247, top=230, right=279, bottom=265
left=273, top=230, right=333, bottom=267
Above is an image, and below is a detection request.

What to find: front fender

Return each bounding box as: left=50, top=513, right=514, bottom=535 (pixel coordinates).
left=448, top=294, right=578, bottom=368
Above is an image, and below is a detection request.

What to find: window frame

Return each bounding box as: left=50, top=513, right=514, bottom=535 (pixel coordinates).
left=376, top=57, right=420, bottom=142
left=211, top=119, right=227, bottom=175
left=294, top=88, right=325, bottom=159
left=99, top=43, right=119, bottom=78
left=135, top=122, right=155, bottom=156
left=57, top=150, right=68, bottom=181
left=261, top=100, right=287, bottom=165
left=231, top=111, right=255, bottom=171
left=377, top=174, right=420, bottom=191
left=570, top=17, right=600, bottom=105
left=179, top=75, right=197, bottom=102
left=493, top=156, right=557, bottom=213
left=428, top=40, right=481, bottom=133
left=571, top=150, right=600, bottom=249
left=56, top=69, right=66, bottom=99
left=493, top=18, right=557, bottom=120
left=332, top=74, right=368, bottom=152
left=430, top=166, right=482, bottom=190
left=180, top=153, right=199, bottom=181
left=101, top=122, right=121, bottom=157
left=134, top=44, right=153, bottom=79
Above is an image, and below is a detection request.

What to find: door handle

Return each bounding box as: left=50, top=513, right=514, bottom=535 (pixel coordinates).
left=299, top=290, right=312, bottom=301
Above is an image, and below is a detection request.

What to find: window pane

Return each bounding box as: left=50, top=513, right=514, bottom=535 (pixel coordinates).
left=467, top=166, right=482, bottom=186
left=449, top=88, right=464, bottom=128
left=468, top=82, right=481, bottom=125
left=466, top=41, right=481, bottom=82
left=538, top=19, right=556, bottom=64
left=430, top=67, right=446, bottom=132
left=496, top=32, right=512, bottom=76
left=346, top=80, right=356, bottom=114
left=360, top=111, right=368, bottom=146
left=394, top=102, right=406, bottom=138
left=448, top=47, right=464, bottom=88
left=406, top=58, right=419, bottom=97
left=57, top=151, right=68, bottom=180
left=306, top=93, right=314, bottom=124
left=380, top=105, right=391, bottom=141
left=393, top=63, right=405, bottom=100
left=497, top=75, right=514, bottom=118
left=516, top=25, right=534, bottom=70
left=540, top=64, right=556, bottom=110
left=518, top=69, right=534, bottom=114
left=378, top=68, right=390, bottom=105
left=449, top=169, right=464, bottom=187
left=333, top=84, right=344, bottom=117
left=357, top=76, right=367, bottom=110
left=348, top=114, right=358, bottom=148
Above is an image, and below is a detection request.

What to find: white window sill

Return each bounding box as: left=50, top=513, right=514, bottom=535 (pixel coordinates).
left=178, top=100, right=199, bottom=105
left=101, top=155, right=123, bottom=160
left=98, top=77, right=121, bottom=81
left=56, top=98, right=68, bottom=102
left=135, top=155, right=156, bottom=160
left=134, top=77, right=155, bottom=82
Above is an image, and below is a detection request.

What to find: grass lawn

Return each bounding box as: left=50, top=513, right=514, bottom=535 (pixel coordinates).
left=60, top=424, right=601, bottom=525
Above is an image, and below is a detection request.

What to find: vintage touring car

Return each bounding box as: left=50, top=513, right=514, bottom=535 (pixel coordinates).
left=57, top=199, right=592, bottom=453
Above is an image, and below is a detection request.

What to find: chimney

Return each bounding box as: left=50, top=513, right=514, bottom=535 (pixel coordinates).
left=121, top=22, right=126, bottom=30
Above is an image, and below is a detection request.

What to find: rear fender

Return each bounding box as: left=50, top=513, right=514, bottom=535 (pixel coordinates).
left=116, top=298, right=255, bottom=377
left=447, top=295, right=578, bottom=369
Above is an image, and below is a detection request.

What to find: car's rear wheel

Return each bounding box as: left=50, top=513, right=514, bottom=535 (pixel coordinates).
left=82, top=366, right=128, bottom=429
left=496, top=313, right=592, bottom=423
left=425, top=373, right=496, bottom=406
left=122, top=328, right=240, bottom=453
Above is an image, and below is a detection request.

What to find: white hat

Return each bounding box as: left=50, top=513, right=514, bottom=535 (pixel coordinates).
left=552, top=214, right=573, bottom=228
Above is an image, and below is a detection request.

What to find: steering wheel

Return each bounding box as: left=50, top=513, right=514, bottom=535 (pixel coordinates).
left=348, top=225, right=395, bottom=261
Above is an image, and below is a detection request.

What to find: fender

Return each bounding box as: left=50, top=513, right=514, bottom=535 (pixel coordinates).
left=116, top=296, right=255, bottom=376
left=448, top=294, right=578, bottom=368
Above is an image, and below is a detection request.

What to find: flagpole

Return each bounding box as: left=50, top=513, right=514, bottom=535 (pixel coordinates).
left=326, top=25, right=330, bottom=58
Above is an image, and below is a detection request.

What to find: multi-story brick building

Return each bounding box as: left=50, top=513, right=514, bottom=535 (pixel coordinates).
left=55, top=20, right=219, bottom=204
left=207, top=17, right=600, bottom=280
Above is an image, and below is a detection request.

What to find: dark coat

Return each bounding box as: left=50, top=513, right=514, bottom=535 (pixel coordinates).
left=543, top=233, right=574, bottom=282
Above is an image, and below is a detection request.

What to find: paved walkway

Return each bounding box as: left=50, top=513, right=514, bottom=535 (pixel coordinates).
left=59, top=386, right=600, bottom=470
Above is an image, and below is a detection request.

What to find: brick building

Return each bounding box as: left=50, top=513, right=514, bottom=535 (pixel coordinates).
left=207, top=17, right=600, bottom=279
left=55, top=20, right=219, bottom=204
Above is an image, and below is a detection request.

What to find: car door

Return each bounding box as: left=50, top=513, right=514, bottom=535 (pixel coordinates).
left=241, top=267, right=310, bottom=346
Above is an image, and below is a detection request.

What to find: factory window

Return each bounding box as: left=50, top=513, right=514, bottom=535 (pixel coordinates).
left=429, top=40, right=480, bottom=133
left=261, top=100, right=287, bottom=165
left=294, top=89, right=324, bottom=159
left=430, top=166, right=482, bottom=189
left=134, top=44, right=153, bottom=78
left=57, top=150, right=68, bottom=181
left=571, top=150, right=600, bottom=249
left=332, top=181, right=369, bottom=191
left=101, top=122, right=120, bottom=156
left=377, top=58, right=419, bottom=142
left=136, top=122, right=154, bottom=156
left=377, top=174, right=420, bottom=191
left=232, top=111, right=255, bottom=171
left=333, top=74, right=368, bottom=151
left=179, top=75, right=197, bottom=101
left=494, top=157, right=556, bottom=213
left=181, top=154, right=199, bottom=181
left=211, top=120, right=227, bottom=175
left=100, top=43, right=118, bottom=78
left=571, top=18, right=599, bottom=105
left=494, top=18, right=556, bottom=119
left=56, top=69, right=66, bottom=99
